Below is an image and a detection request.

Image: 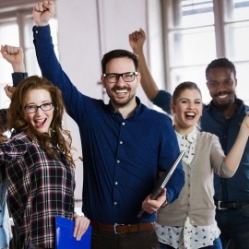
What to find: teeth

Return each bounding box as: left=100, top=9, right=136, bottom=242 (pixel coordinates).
left=186, top=112, right=195, bottom=116
left=115, top=89, right=127, bottom=93
left=218, top=95, right=228, bottom=99
left=35, top=119, right=45, bottom=124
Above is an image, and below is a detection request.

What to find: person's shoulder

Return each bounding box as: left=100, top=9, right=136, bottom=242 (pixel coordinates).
left=202, top=102, right=211, bottom=110
left=144, top=105, right=171, bottom=119
left=145, top=108, right=174, bottom=131
left=10, top=131, right=31, bottom=144
left=234, top=98, right=249, bottom=115
left=241, top=100, right=249, bottom=110
left=198, top=130, right=219, bottom=142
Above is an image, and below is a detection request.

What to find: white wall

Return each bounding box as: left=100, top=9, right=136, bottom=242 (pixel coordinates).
left=53, top=0, right=164, bottom=200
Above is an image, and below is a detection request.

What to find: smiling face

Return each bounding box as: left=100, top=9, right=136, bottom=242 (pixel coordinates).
left=206, top=67, right=237, bottom=110
left=24, top=89, right=54, bottom=133
left=172, top=88, right=202, bottom=134
left=101, top=57, right=140, bottom=108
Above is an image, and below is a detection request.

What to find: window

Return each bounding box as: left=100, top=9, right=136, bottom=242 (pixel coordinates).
left=163, top=0, right=249, bottom=104
left=0, top=7, right=58, bottom=108
left=223, top=0, right=249, bottom=103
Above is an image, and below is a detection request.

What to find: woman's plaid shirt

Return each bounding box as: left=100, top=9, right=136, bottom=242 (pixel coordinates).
left=0, top=131, right=75, bottom=248
left=0, top=109, right=7, bottom=132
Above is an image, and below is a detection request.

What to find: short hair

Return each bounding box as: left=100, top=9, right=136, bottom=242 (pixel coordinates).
left=101, top=49, right=139, bottom=74
left=205, top=58, right=237, bottom=78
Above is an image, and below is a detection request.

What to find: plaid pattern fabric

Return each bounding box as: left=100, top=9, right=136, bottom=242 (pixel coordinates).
left=0, top=109, right=7, bottom=133
left=0, top=131, right=75, bottom=248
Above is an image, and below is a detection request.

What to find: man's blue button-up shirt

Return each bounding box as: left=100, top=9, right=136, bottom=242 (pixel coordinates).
left=33, top=25, right=185, bottom=224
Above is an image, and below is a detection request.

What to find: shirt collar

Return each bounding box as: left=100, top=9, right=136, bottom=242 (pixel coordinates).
left=108, top=97, right=142, bottom=118
left=207, top=98, right=244, bottom=113
left=176, top=127, right=199, bottom=144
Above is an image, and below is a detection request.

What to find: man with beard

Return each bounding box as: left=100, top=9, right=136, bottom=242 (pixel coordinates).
left=129, top=28, right=249, bottom=249
left=31, top=1, right=185, bottom=249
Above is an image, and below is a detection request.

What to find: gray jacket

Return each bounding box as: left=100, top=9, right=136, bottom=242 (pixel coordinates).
left=158, top=131, right=234, bottom=226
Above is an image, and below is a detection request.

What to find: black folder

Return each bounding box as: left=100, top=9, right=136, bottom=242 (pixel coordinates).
left=137, top=151, right=185, bottom=217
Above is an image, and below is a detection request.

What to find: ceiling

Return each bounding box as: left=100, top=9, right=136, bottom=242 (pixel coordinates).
left=0, top=0, right=35, bottom=11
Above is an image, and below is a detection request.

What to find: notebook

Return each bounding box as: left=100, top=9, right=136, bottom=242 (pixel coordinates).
left=55, top=216, right=92, bottom=249
left=137, top=151, right=185, bottom=217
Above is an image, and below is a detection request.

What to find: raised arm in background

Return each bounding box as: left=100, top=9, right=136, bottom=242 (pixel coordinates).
left=0, top=45, right=27, bottom=87
left=129, top=29, right=159, bottom=100
left=129, top=28, right=172, bottom=114
left=1, top=45, right=25, bottom=72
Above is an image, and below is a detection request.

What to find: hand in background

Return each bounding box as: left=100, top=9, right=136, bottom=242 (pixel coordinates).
left=4, top=85, right=15, bottom=100
left=129, top=28, right=146, bottom=54
left=33, top=0, right=56, bottom=26
left=0, top=45, right=25, bottom=72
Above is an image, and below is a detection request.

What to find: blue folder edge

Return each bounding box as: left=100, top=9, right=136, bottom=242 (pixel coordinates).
left=55, top=216, right=92, bottom=249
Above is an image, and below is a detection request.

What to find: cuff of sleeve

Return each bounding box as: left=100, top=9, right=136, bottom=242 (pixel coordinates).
left=74, top=211, right=84, bottom=218
left=12, top=72, right=28, bottom=87
left=33, top=24, right=51, bottom=38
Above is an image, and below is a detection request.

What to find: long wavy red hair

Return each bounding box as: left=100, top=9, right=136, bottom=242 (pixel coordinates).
left=7, top=75, right=75, bottom=166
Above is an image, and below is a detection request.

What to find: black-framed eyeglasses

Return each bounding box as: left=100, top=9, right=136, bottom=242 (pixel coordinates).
left=24, top=102, right=54, bottom=114
left=103, top=72, right=138, bottom=83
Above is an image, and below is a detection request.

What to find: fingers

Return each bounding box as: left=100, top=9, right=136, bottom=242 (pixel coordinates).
left=129, top=28, right=145, bottom=42
left=4, top=85, right=15, bottom=99
left=141, top=189, right=167, bottom=214
left=33, top=1, right=49, bottom=12
left=73, top=216, right=90, bottom=241
left=33, top=0, right=55, bottom=26
left=4, top=85, right=15, bottom=93
left=1, top=45, right=21, bottom=55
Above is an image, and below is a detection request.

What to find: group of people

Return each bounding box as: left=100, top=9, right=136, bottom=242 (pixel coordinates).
left=0, top=1, right=248, bottom=249
left=129, top=29, right=249, bottom=249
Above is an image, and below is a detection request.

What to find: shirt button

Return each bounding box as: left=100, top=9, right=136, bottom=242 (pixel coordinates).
left=122, top=122, right=125, bottom=126
left=117, top=160, right=120, bottom=163
left=120, top=141, right=123, bottom=144
left=115, top=182, right=118, bottom=185
left=114, top=202, right=117, bottom=205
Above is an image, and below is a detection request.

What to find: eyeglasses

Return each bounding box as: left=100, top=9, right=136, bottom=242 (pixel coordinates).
left=24, top=102, right=54, bottom=114
left=103, top=72, right=138, bottom=83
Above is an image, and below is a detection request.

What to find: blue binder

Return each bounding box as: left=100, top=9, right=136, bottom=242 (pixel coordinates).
left=55, top=216, right=92, bottom=249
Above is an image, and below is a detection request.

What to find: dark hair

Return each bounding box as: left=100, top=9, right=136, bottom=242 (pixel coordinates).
left=7, top=75, right=74, bottom=166
left=205, top=58, right=237, bottom=78
left=172, top=81, right=202, bottom=104
left=101, top=49, right=139, bottom=74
